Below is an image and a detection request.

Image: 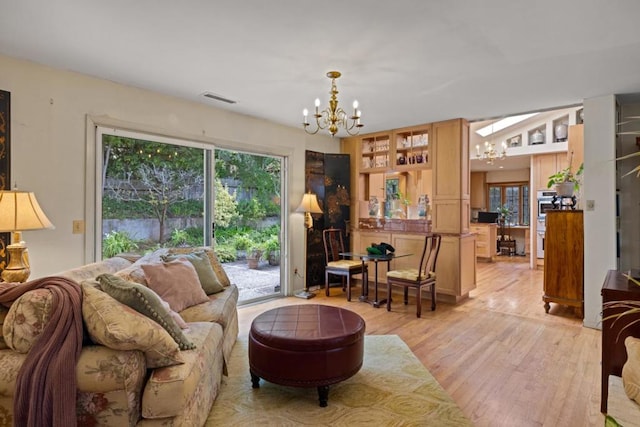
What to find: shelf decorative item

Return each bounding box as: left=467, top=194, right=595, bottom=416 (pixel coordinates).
left=554, top=123, right=568, bottom=142
left=368, top=196, right=380, bottom=218
left=418, top=195, right=429, bottom=218
left=530, top=129, right=545, bottom=145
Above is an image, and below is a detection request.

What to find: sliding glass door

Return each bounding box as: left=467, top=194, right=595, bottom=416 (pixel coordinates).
left=95, top=127, right=284, bottom=304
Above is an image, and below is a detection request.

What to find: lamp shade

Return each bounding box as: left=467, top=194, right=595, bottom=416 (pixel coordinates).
left=0, top=191, right=55, bottom=232
left=296, top=193, right=323, bottom=214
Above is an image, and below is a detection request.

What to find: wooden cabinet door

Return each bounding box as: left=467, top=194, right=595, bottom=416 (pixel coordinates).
left=431, top=118, right=470, bottom=234
left=433, top=119, right=463, bottom=199
left=568, top=124, right=584, bottom=172
left=533, top=153, right=557, bottom=192
left=470, top=172, right=486, bottom=209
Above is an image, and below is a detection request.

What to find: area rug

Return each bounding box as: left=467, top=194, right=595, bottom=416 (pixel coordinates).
left=205, top=334, right=471, bottom=426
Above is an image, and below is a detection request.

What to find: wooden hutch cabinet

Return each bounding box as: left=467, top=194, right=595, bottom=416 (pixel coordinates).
left=342, top=118, right=476, bottom=303
left=543, top=210, right=584, bottom=317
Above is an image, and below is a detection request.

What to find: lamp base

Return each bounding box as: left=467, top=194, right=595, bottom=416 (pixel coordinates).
left=1, top=244, right=30, bottom=283
left=294, top=289, right=316, bottom=299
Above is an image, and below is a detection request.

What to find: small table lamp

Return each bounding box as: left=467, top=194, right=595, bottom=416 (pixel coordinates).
left=0, top=190, right=55, bottom=283
left=295, top=192, right=323, bottom=299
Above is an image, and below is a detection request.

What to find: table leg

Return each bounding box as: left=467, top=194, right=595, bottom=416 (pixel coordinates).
left=372, top=260, right=391, bottom=308
left=359, top=259, right=369, bottom=302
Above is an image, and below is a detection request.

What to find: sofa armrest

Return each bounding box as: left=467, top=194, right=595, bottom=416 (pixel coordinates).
left=76, top=345, right=146, bottom=426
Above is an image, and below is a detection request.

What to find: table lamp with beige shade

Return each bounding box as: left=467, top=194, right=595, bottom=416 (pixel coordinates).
left=0, top=190, right=54, bottom=283
left=295, top=192, right=323, bottom=299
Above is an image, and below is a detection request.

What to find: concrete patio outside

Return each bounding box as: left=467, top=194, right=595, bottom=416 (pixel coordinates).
left=222, top=260, right=281, bottom=302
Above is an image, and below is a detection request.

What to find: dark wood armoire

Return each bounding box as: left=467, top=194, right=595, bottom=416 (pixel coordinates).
left=543, top=210, right=584, bottom=318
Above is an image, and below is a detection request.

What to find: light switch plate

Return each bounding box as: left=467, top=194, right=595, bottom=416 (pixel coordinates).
left=72, top=220, right=85, bottom=234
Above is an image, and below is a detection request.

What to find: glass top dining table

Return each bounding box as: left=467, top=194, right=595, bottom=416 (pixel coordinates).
left=339, top=252, right=412, bottom=308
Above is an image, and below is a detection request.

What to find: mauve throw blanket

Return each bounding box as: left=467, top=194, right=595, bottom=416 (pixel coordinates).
left=0, top=276, right=83, bottom=427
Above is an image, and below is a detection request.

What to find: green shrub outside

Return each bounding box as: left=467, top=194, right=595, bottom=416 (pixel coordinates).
left=103, top=230, right=139, bottom=258
left=213, top=244, right=237, bottom=262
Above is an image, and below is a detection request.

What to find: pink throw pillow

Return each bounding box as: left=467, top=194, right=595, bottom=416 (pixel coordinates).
left=158, top=299, right=189, bottom=329
left=142, top=259, right=209, bottom=313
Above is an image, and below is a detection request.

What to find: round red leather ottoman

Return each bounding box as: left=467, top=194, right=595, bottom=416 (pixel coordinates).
left=249, top=304, right=365, bottom=407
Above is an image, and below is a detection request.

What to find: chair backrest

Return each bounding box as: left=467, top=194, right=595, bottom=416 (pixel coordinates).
left=418, top=234, right=441, bottom=280
left=323, top=228, right=346, bottom=264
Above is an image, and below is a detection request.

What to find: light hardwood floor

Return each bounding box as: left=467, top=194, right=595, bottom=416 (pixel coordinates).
left=237, top=257, right=603, bottom=426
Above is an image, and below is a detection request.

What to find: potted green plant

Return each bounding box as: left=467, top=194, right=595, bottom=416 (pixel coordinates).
left=263, top=235, right=280, bottom=266
left=547, top=162, right=584, bottom=197
left=497, top=204, right=511, bottom=222
left=246, top=244, right=263, bottom=269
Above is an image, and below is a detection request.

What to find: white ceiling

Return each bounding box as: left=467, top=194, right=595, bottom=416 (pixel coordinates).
left=1, top=0, right=640, bottom=139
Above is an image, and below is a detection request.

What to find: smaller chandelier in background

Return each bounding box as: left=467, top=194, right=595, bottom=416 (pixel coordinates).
left=302, top=71, right=363, bottom=137
left=475, top=140, right=508, bottom=165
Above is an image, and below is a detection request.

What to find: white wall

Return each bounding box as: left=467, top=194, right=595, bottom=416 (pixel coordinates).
left=583, top=95, right=617, bottom=329
left=0, top=54, right=337, bottom=295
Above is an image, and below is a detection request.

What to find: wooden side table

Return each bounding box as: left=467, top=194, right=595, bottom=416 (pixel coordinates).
left=601, top=269, right=640, bottom=413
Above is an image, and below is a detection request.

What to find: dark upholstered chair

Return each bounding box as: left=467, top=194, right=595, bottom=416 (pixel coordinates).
left=386, top=234, right=441, bottom=318
left=323, top=228, right=368, bottom=301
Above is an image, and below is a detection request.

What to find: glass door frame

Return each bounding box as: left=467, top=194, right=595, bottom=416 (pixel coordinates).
left=86, top=116, right=291, bottom=299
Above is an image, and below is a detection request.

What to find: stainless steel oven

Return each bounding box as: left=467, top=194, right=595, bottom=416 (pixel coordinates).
left=537, top=190, right=557, bottom=220
left=536, top=190, right=556, bottom=259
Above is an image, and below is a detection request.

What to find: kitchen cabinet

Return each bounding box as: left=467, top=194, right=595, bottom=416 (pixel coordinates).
left=533, top=153, right=569, bottom=192
left=470, top=223, right=497, bottom=261
left=543, top=210, right=583, bottom=317
left=568, top=124, right=583, bottom=171
left=470, top=172, right=486, bottom=209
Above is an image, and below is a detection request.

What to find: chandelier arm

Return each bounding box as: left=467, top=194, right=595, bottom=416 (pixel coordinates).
left=303, top=122, right=321, bottom=135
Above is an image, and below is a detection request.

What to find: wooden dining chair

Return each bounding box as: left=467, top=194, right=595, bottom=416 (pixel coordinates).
left=323, top=228, right=368, bottom=301
left=386, top=234, right=441, bottom=318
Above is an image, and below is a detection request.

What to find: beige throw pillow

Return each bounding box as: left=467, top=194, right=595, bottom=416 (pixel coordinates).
left=141, top=259, right=210, bottom=313
left=81, top=283, right=184, bottom=368
left=96, top=273, right=195, bottom=350
left=622, top=336, right=640, bottom=404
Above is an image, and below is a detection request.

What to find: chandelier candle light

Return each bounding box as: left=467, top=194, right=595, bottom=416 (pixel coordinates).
left=302, top=71, right=363, bottom=137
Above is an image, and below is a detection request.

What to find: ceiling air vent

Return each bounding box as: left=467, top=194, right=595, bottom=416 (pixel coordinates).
left=202, top=92, right=237, bottom=104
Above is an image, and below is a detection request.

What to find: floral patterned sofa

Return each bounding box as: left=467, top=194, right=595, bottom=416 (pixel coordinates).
left=0, top=246, right=238, bottom=426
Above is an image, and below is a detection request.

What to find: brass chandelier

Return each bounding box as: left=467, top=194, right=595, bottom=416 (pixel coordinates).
left=475, top=140, right=508, bottom=165
left=302, top=71, right=363, bottom=137
left=475, top=122, right=507, bottom=165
